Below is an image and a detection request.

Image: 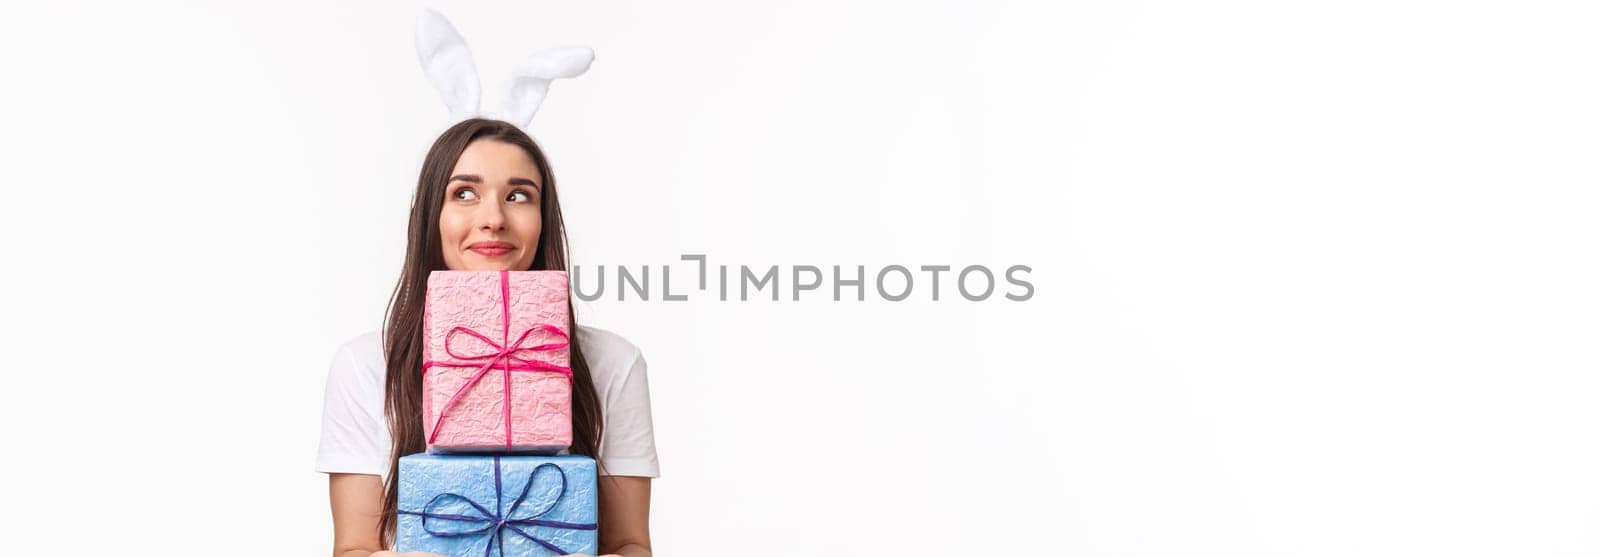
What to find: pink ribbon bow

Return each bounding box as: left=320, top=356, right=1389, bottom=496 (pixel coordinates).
left=422, top=270, right=572, bottom=449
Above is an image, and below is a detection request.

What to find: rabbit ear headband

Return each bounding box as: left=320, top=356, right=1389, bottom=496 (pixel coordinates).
left=414, top=8, right=594, bottom=131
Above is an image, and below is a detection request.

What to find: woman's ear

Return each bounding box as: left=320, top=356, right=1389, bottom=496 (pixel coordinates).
left=415, top=8, right=482, bottom=120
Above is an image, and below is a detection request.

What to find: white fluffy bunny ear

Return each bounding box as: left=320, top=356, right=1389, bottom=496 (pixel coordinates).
left=414, top=8, right=482, bottom=119
left=501, top=46, right=595, bottom=130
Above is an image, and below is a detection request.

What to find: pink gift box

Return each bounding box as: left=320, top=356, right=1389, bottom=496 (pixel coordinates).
left=422, top=270, right=573, bottom=453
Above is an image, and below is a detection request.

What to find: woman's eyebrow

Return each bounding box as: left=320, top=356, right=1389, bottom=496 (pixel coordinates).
left=448, top=174, right=538, bottom=189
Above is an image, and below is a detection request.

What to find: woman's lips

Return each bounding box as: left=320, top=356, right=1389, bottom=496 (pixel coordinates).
left=469, top=246, right=513, bottom=257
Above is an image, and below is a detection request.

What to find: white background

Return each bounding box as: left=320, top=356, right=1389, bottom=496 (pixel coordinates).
left=2, top=0, right=1597, bottom=555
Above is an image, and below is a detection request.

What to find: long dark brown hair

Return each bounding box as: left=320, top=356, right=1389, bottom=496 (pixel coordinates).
left=377, top=118, right=604, bottom=546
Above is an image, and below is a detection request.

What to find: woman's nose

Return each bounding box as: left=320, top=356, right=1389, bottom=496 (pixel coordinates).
left=477, top=199, right=506, bottom=230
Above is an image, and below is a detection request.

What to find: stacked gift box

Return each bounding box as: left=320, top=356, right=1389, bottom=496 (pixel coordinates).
left=396, top=270, right=600, bottom=557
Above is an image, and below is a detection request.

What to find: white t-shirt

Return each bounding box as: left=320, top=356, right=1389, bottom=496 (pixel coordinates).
left=315, top=325, right=660, bottom=480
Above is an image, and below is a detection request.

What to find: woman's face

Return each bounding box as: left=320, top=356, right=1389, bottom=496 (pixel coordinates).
left=438, top=138, right=543, bottom=271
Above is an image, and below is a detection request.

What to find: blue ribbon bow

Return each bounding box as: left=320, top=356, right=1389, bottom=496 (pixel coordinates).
left=398, top=456, right=598, bottom=557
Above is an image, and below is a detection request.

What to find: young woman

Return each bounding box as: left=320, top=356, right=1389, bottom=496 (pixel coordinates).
left=316, top=118, right=658, bottom=557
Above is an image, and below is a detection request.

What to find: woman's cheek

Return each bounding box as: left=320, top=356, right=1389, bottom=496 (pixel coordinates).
left=517, top=214, right=541, bottom=269
left=516, top=210, right=542, bottom=245
left=438, top=208, right=470, bottom=239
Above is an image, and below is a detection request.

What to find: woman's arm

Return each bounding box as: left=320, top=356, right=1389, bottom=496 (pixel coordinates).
left=593, top=476, right=653, bottom=557
left=329, top=473, right=441, bottom=557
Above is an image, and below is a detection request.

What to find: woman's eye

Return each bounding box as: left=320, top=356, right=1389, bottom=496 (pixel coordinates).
left=453, top=187, right=478, bottom=201
left=509, top=189, right=533, bottom=202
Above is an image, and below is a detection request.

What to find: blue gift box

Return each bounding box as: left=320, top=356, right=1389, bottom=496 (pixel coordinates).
left=397, top=454, right=599, bottom=557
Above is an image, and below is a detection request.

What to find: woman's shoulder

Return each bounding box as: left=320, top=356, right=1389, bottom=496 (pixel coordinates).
left=340, top=329, right=384, bottom=358
left=333, top=329, right=386, bottom=378
left=574, top=324, right=644, bottom=381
